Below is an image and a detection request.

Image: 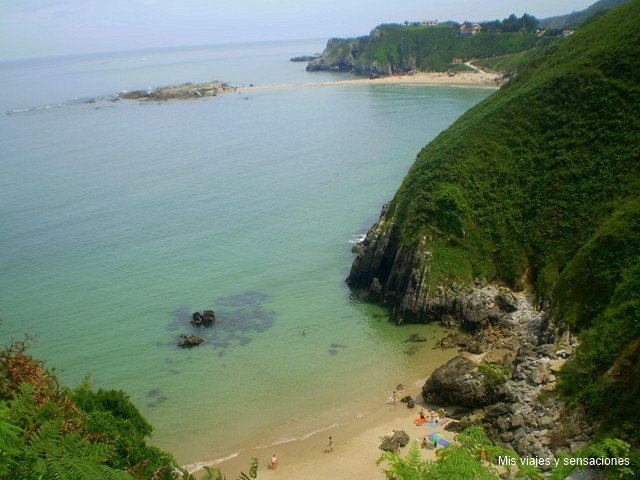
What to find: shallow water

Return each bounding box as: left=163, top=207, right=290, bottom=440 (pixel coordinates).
left=0, top=39, right=492, bottom=464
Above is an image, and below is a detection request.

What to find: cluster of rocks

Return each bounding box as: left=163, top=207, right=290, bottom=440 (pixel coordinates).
left=379, top=430, right=410, bottom=452
left=400, top=395, right=416, bottom=408
left=119, top=81, right=235, bottom=101
left=176, top=309, right=217, bottom=347
left=419, top=288, right=590, bottom=468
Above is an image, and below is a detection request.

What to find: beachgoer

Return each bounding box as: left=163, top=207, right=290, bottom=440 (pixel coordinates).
left=419, top=408, right=426, bottom=421
left=433, top=440, right=438, bottom=448
left=421, top=437, right=427, bottom=449
left=392, top=390, right=397, bottom=404
left=271, top=454, right=278, bottom=469
left=395, top=440, right=401, bottom=455
left=302, top=328, right=307, bottom=336
left=328, top=436, right=334, bottom=452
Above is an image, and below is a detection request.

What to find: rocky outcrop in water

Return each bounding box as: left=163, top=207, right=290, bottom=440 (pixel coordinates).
left=177, top=334, right=204, bottom=348
left=119, top=81, right=235, bottom=101
left=191, top=310, right=216, bottom=326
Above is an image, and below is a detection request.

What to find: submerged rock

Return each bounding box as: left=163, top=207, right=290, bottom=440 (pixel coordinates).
left=177, top=334, right=204, bottom=348
left=407, top=333, right=428, bottom=342
left=192, top=310, right=216, bottom=326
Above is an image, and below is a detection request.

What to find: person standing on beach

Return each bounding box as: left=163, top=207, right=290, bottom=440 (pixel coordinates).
left=271, top=454, right=278, bottom=469
left=392, top=390, right=397, bottom=404
left=328, top=436, right=334, bottom=452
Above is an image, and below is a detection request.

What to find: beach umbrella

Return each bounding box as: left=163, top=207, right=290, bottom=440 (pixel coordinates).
left=429, top=432, right=442, bottom=443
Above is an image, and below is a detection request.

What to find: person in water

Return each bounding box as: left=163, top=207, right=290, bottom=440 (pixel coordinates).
left=302, top=328, right=307, bottom=336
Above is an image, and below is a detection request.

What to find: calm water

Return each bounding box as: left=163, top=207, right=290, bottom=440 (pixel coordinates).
left=0, top=39, right=492, bottom=464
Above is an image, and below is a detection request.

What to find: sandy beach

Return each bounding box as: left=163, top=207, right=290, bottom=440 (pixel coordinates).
left=192, top=368, right=458, bottom=479
left=239, top=69, right=502, bottom=93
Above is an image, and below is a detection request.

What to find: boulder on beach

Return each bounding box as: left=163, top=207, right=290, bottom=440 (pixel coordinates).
left=379, top=430, right=410, bottom=451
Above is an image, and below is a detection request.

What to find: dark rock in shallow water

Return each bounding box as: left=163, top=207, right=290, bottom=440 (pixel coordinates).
left=192, top=310, right=216, bottom=326
left=400, top=395, right=412, bottom=403
left=379, top=430, right=410, bottom=451
left=407, top=399, right=416, bottom=408
left=177, top=334, right=204, bottom=348
left=407, top=333, right=428, bottom=342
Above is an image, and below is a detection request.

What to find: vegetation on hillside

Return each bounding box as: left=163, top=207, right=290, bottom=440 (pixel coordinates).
left=472, top=46, right=551, bottom=75
left=313, top=14, right=550, bottom=73
left=0, top=332, right=258, bottom=479
left=379, top=0, right=640, bottom=462
left=540, top=0, right=630, bottom=30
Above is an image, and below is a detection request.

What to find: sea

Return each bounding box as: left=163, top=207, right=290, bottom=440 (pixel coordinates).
left=0, top=39, right=493, bottom=466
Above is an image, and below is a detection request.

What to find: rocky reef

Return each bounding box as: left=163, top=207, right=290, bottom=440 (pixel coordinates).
left=119, top=81, right=235, bottom=101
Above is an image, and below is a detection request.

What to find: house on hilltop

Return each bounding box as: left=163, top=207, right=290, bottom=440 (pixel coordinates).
left=421, top=19, right=438, bottom=26
left=459, top=23, right=482, bottom=35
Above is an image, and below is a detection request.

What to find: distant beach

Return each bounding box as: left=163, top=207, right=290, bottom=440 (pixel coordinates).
left=239, top=69, right=502, bottom=92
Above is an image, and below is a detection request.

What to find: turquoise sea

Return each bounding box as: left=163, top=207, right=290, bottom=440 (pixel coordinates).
left=0, top=39, right=493, bottom=465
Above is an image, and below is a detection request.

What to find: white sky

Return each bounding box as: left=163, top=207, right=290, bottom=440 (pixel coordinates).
left=0, top=0, right=596, bottom=60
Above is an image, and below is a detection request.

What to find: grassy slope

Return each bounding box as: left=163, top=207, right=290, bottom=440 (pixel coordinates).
left=541, top=0, right=630, bottom=29
left=323, top=25, right=544, bottom=71
left=384, top=0, right=640, bottom=448
left=472, top=45, right=550, bottom=74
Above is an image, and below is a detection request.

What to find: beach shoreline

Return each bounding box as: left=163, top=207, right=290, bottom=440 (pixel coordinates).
left=239, top=69, right=503, bottom=92
left=188, top=352, right=458, bottom=479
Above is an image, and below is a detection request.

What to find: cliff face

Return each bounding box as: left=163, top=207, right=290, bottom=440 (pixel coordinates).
left=348, top=204, right=451, bottom=323
left=348, top=204, right=533, bottom=330
left=306, top=36, right=395, bottom=76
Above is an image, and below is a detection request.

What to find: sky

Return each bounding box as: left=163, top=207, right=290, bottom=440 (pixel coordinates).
left=0, top=0, right=597, bottom=61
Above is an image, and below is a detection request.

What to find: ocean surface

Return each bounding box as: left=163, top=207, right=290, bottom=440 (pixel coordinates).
left=0, top=39, right=493, bottom=465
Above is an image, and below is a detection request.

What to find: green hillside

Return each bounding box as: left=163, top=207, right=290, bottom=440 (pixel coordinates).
left=382, top=0, right=640, bottom=450
left=540, top=0, right=631, bottom=29
left=308, top=23, right=547, bottom=74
